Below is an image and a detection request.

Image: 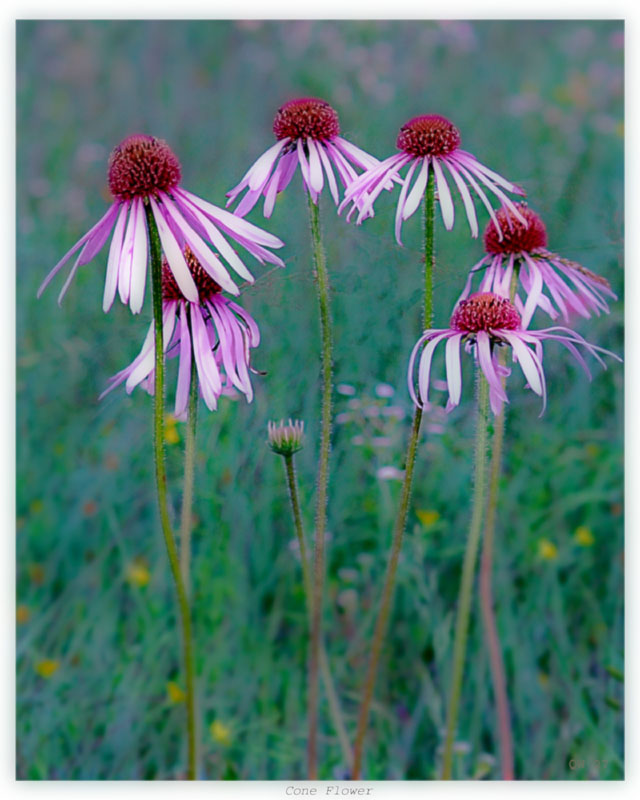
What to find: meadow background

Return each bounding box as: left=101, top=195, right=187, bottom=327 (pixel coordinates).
left=16, top=20, right=623, bottom=780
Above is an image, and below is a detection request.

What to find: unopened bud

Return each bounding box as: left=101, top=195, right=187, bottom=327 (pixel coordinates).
left=267, top=419, right=305, bottom=457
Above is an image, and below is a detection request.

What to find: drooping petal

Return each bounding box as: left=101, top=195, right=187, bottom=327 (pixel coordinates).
left=476, top=331, right=508, bottom=403
left=38, top=203, right=120, bottom=299
left=432, top=158, right=455, bottom=230
left=442, top=159, right=478, bottom=237
left=247, top=139, right=289, bottom=191
left=316, top=142, right=340, bottom=205
left=149, top=197, right=198, bottom=303
left=190, top=303, right=221, bottom=410
left=103, top=202, right=129, bottom=312
left=455, top=150, right=526, bottom=196
left=445, top=333, right=464, bottom=407
left=128, top=198, right=149, bottom=314
left=306, top=138, right=325, bottom=194
left=394, top=159, right=418, bottom=245
left=402, top=158, right=429, bottom=220
left=407, top=329, right=450, bottom=407
left=174, top=302, right=193, bottom=418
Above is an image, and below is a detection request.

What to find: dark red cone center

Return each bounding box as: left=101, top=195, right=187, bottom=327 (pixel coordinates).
left=484, top=204, right=548, bottom=255
left=273, top=98, right=340, bottom=142
left=162, top=247, right=222, bottom=303
left=450, top=292, right=521, bottom=333
left=396, top=114, right=461, bottom=157
left=108, top=134, right=182, bottom=201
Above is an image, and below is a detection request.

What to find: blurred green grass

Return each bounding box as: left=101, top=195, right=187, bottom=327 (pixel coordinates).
left=16, top=20, right=623, bottom=780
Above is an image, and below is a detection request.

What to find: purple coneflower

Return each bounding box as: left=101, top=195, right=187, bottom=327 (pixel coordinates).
left=38, top=134, right=285, bottom=314
left=101, top=246, right=259, bottom=416
left=408, top=292, right=619, bottom=416
left=458, top=203, right=617, bottom=327
left=339, top=113, right=526, bottom=244
left=226, top=97, right=386, bottom=217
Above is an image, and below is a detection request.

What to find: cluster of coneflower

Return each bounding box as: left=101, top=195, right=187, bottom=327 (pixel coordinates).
left=41, top=98, right=619, bottom=781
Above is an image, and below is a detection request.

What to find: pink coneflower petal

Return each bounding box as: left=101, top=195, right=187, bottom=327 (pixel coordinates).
left=317, top=143, right=340, bottom=205
left=149, top=197, right=198, bottom=303
left=306, top=139, right=325, bottom=194
left=38, top=203, right=120, bottom=299
left=248, top=139, right=289, bottom=191
left=103, top=203, right=129, bottom=312
left=175, top=303, right=192, bottom=417
left=442, top=160, right=479, bottom=237
left=117, top=199, right=138, bottom=305
left=126, top=303, right=177, bottom=391
left=449, top=159, right=501, bottom=234
left=417, top=332, right=452, bottom=406
left=445, top=333, right=464, bottom=406
left=128, top=198, right=150, bottom=314
left=455, top=150, right=525, bottom=196
left=402, top=158, right=429, bottom=221
left=394, top=159, right=419, bottom=245
left=476, top=331, right=508, bottom=404
left=158, top=193, right=240, bottom=295
left=190, top=303, right=221, bottom=409
left=432, top=158, right=455, bottom=230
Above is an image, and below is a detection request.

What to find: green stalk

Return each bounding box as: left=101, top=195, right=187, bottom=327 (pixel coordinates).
left=351, top=175, right=435, bottom=778
left=307, top=194, right=334, bottom=780
left=283, top=454, right=353, bottom=770
left=144, top=203, right=197, bottom=780
left=180, top=357, right=198, bottom=596
left=478, top=265, right=520, bottom=780
left=441, top=370, right=491, bottom=780
left=424, top=169, right=436, bottom=328
left=351, top=406, right=423, bottom=779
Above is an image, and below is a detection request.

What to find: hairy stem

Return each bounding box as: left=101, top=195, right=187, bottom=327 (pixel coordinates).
left=351, top=406, right=423, bottom=779
left=351, top=175, right=436, bottom=779
left=441, top=370, right=490, bottom=780
left=307, top=195, right=334, bottom=780
left=424, top=169, right=436, bottom=329
left=478, top=266, right=520, bottom=780
left=145, top=203, right=197, bottom=780
left=283, top=454, right=353, bottom=770
left=180, top=357, right=198, bottom=596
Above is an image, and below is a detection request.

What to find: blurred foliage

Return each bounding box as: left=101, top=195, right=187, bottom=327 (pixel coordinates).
left=16, top=20, right=623, bottom=780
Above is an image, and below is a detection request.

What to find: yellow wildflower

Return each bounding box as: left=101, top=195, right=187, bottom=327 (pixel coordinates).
left=35, top=659, right=60, bottom=678
left=16, top=605, right=30, bottom=624
left=167, top=681, right=186, bottom=704
left=574, top=526, right=595, bottom=547
left=30, top=499, right=44, bottom=515
left=126, top=559, right=150, bottom=587
left=416, top=509, right=440, bottom=527
left=164, top=414, right=180, bottom=445
left=210, top=719, right=232, bottom=746
left=538, top=539, right=558, bottom=561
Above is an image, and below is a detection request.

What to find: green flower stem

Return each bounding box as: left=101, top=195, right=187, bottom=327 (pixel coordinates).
left=282, top=454, right=353, bottom=771
left=351, top=175, right=435, bottom=779
left=351, top=406, right=423, bottom=779
left=307, top=194, right=334, bottom=780
left=144, top=203, right=197, bottom=780
left=441, top=370, right=491, bottom=780
left=478, top=266, right=520, bottom=780
left=424, top=169, right=436, bottom=329
left=180, top=357, right=198, bottom=596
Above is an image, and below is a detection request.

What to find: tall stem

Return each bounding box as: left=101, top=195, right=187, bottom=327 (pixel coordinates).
left=424, top=169, right=436, bottom=329
left=351, top=407, right=423, bottom=779
left=283, top=454, right=353, bottom=770
left=441, top=370, right=491, bottom=780
left=180, top=357, right=198, bottom=596
left=351, top=175, right=436, bottom=779
left=478, top=266, right=519, bottom=780
left=307, top=194, right=333, bottom=780
left=144, top=203, right=197, bottom=780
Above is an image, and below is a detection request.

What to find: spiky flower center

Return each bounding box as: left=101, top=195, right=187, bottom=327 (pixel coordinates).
left=108, top=134, right=182, bottom=201
left=396, top=114, right=461, bottom=157
left=162, top=247, right=222, bottom=303
left=273, top=98, right=340, bottom=142
left=484, top=204, right=547, bottom=255
left=450, top=292, right=521, bottom=333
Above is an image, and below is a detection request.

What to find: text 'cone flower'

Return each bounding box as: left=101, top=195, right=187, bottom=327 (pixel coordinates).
left=39, top=134, right=285, bottom=314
